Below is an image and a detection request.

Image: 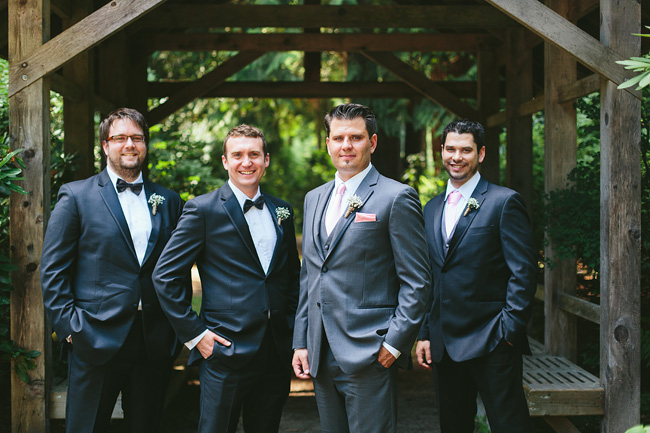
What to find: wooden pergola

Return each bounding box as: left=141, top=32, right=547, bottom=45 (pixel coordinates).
left=5, top=1, right=643, bottom=432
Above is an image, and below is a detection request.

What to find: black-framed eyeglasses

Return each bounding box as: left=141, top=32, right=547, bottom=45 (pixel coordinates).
left=106, top=135, right=146, bottom=144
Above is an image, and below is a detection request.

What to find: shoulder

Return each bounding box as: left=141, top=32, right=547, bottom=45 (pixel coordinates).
left=186, top=186, right=224, bottom=208
left=305, top=181, right=332, bottom=200
left=483, top=181, right=523, bottom=205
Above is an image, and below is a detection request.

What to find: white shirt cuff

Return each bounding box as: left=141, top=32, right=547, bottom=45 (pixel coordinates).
left=186, top=329, right=209, bottom=350
left=382, top=341, right=401, bottom=359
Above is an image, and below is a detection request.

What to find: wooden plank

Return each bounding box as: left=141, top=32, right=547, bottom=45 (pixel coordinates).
left=8, top=0, right=51, bottom=430
left=478, top=50, right=501, bottom=184
left=485, top=0, right=641, bottom=100
left=558, top=74, right=599, bottom=103
left=544, top=0, right=578, bottom=362
left=599, top=0, right=642, bottom=431
left=543, top=417, right=583, bottom=433
left=138, top=5, right=519, bottom=30
left=50, top=72, right=82, bottom=102
left=8, top=0, right=168, bottom=97
left=147, top=51, right=264, bottom=125
left=142, top=32, right=501, bottom=53
left=97, top=30, right=128, bottom=115
left=62, top=0, right=94, bottom=180
left=557, top=292, right=601, bottom=325
left=504, top=28, right=533, bottom=209
left=147, top=81, right=481, bottom=99
left=361, top=51, right=478, bottom=119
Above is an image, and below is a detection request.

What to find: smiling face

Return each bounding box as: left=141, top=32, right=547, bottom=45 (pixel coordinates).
left=326, top=117, right=377, bottom=181
left=442, top=131, right=485, bottom=189
left=102, top=118, right=147, bottom=182
left=222, top=135, right=269, bottom=198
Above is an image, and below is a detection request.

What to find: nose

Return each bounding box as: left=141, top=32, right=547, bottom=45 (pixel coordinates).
left=341, top=137, right=353, bottom=149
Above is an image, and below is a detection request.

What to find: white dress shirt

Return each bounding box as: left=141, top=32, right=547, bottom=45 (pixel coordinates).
left=443, top=171, right=481, bottom=233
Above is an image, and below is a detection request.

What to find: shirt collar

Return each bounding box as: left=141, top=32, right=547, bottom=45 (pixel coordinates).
left=445, top=171, right=481, bottom=201
left=106, top=166, right=143, bottom=193
left=228, top=179, right=262, bottom=209
left=334, top=163, right=373, bottom=195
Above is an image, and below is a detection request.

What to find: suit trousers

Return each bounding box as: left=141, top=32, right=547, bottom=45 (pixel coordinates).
left=65, top=312, right=173, bottom=433
left=198, top=325, right=291, bottom=433
left=313, top=338, right=398, bottom=433
left=434, top=339, right=532, bottom=433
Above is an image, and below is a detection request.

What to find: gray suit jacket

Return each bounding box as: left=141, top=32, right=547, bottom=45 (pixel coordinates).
left=293, top=166, right=431, bottom=376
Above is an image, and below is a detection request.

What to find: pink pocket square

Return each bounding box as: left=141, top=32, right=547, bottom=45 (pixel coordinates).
left=354, top=212, right=376, bottom=222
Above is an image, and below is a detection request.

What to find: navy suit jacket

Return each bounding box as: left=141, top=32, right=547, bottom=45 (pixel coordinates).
left=418, top=177, right=537, bottom=363
left=41, top=169, right=187, bottom=366
left=153, top=184, right=300, bottom=368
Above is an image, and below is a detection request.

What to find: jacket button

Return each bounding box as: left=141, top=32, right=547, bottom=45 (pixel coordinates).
left=317, top=302, right=321, bottom=308
left=322, top=266, right=328, bottom=273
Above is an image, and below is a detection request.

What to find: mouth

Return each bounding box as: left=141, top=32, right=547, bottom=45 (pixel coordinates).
left=239, top=170, right=256, bottom=175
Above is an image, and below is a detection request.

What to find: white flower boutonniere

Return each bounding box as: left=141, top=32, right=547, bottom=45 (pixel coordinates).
left=148, top=193, right=165, bottom=215
left=464, top=198, right=480, bottom=217
left=276, top=207, right=290, bottom=225
left=345, top=194, right=364, bottom=218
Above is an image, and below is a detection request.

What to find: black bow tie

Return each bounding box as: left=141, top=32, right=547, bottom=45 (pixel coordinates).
left=116, top=178, right=143, bottom=195
left=243, top=196, right=265, bottom=213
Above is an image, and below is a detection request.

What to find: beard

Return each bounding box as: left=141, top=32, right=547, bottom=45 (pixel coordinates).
left=107, top=154, right=144, bottom=181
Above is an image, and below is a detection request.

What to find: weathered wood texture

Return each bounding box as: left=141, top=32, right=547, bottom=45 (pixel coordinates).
left=138, top=5, right=518, bottom=30
left=361, top=51, right=478, bottom=120
left=477, top=50, right=501, bottom=184
left=544, top=0, right=578, bottom=362
left=9, top=0, right=168, bottom=97
left=142, top=32, right=501, bottom=53
left=599, top=0, right=642, bottom=431
left=62, top=0, right=94, bottom=180
left=97, top=30, right=128, bottom=114
left=8, top=0, right=51, bottom=431
left=505, top=28, right=533, bottom=211
left=485, top=0, right=640, bottom=99
left=147, top=51, right=264, bottom=125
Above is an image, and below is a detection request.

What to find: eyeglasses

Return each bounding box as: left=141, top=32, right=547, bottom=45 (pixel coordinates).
left=106, top=135, right=146, bottom=144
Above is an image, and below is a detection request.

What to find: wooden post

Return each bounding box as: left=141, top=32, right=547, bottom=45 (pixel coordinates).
left=600, top=0, right=641, bottom=431
left=98, top=31, right=128, bottom=117
left=505, top=28, right=533, bottom=211
left=543, top=0, right=578, bottom=361
left=63, top=0, right=95, bottom=180
left=8, top=0, right=51, bottom=432
left=478, top=50, right=501, bottom=185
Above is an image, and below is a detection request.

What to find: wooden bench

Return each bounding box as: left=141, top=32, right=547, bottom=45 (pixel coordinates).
left=523, top=339, right=604, bottom=432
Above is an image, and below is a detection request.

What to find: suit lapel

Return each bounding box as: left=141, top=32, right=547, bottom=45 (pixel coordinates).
left=445, top=177, right=488, bottom=262
left=141, top=181, right=161, bottom=268
left=429, top=195, right=446, bottom=263
left=97, top=170, right=137, bottom=260
left=221, top=185, right=263, bottom=271
left=325, top=168, right=378, bottom=261
left=264, top=195, right=284, bottom=275
left=311, top=182, right=334, bottom=261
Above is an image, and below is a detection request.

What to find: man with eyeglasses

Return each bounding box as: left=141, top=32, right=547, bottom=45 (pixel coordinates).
left=41, top=108, right=188, bottom=433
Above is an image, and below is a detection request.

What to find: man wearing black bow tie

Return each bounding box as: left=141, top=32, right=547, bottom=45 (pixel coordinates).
left=41, top=108, right=187, bottom=433
left=153, top=124, right=300, bottom=433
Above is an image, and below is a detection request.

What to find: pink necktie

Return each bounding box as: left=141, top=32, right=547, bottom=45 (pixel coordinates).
left=326, top=184, right=346, bottom=235
left=445, top=190, right=461, bottom=238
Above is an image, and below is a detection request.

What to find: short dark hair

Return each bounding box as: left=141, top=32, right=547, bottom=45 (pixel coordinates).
left=99, top=108, right=149, bottom=145
left=324, top=103, right=377, bottom=138
left=442, top=119, right=485, bottom=150
left=223, top=124, right=268, bottom=156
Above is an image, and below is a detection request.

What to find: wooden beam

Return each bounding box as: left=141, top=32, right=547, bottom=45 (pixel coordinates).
left=142, top=32, right=501, bottom=53
left=147, top=80, right=481, bottom=99
left=600, top=0, right=642, bottom=431
left=557, top=293, right=601, bottom=325
left=148, top=51, right=264, bottom=125
left=9, top=0, right=168, bottom=97
left=361, top=51, right=478, bottom=119
left=558, top=73, right=599, bottom=103
left=485, top=0, right=641, bottom=99
left=544, top=0, right=578, bottom=362
left=8, top=0, right=51, bottom=431
left=138, top=5, right=518, bottom=30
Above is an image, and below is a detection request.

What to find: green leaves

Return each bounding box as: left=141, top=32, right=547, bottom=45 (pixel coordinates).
left=625, top=425, right=650, bottom=433
left=617, top=56, right=650, bottom=90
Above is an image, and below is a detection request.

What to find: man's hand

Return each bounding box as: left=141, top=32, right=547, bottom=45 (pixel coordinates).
left=292, top=348, right=311, bottom=379
left=415, top=340, right=432, bottom=370
left=377, top=345, right=397, bottom=368
left=196, top=330, right=231, bottom=359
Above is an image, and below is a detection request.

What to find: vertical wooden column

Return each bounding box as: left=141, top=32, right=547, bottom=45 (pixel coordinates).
left=478, top=50, right=501, bottom=184
left=127, top=38, right=149, bottom=121
left=63, top=0, right=95, bottom=179
left=8, top=0, right=51, bottom=432
left=544, top=0, right=578, bottom=361
left=600, top=0, right=641, bottom=431
left=505, top=29, right=533, bottom=211
left=303, top=0, right=321, bottom=84
left=98, top=31, right=128, bottom=117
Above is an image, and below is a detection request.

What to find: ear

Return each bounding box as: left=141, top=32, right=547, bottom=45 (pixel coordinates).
left=221, top=154, right=228, bottom=171
left=326, top=137, right=332, bottom=156
left=369, top=134, right=378, bottom=154
left=264, top=153, right=270, bottom=168
left=478, top=146, right=486, bottom=164
left=102, top=141, right=109, bottom=156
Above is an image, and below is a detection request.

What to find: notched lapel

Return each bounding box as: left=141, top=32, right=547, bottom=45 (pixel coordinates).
left=142, top=183, right=162, bottom=268
left=430, top=196, right=446, bottom=263
left=98, top=172, right=137, bottom=259
left=222, top=192, right=263, bottom=271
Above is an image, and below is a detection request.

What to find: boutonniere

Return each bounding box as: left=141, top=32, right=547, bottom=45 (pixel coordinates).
left=275, top=207, right=290, bottom=225
left=463, top=198, right=480, bottom=217
left=148, top=193, right=165, bottom=215
left=345, top=194, right=364, bottom=218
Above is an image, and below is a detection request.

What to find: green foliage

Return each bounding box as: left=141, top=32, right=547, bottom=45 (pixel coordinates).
left=626, top=425, right=650, bottom=433
left=617, top=27, right=650, bottom=90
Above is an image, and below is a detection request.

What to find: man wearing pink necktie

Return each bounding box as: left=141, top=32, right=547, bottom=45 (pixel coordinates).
left=416, top=119, right=537, bottom=433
